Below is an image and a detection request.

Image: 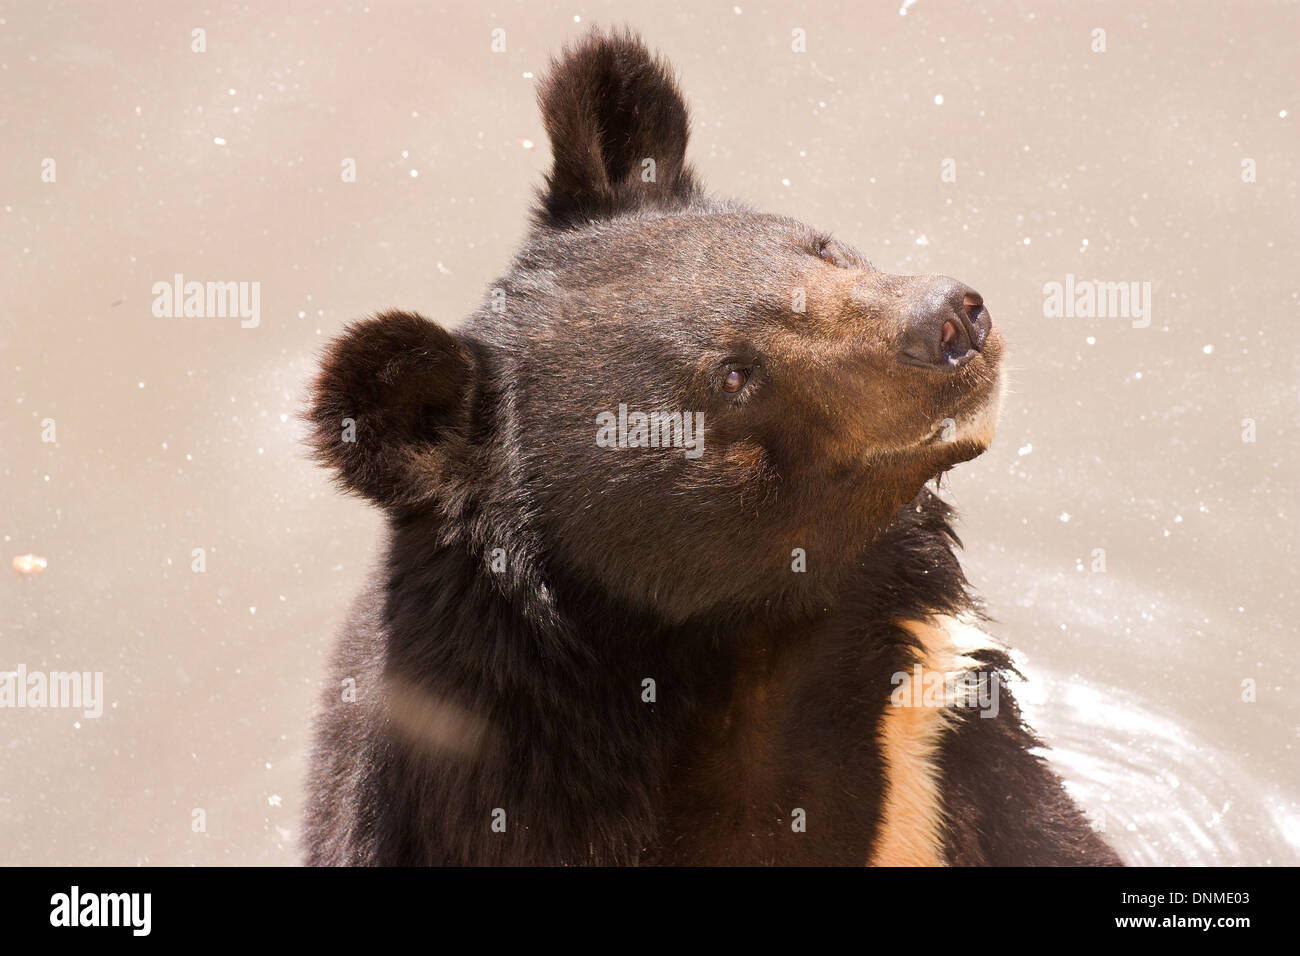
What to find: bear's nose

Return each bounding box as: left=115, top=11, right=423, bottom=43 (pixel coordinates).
left=897, top=277, right=992, bottom=371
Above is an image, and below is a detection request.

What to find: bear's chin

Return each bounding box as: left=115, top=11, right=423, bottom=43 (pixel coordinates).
left=917, top=363, right=1006, bottom=458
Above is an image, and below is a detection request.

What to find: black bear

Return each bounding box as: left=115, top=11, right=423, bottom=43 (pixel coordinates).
left=303, top=28, right=1120, bottom=866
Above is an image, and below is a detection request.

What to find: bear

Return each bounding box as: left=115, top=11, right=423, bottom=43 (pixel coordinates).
left=302, top=27, right=1120, bottom=867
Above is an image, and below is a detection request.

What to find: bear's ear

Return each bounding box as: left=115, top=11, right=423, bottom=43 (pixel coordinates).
left=534, top=28, right=699, bottom=229
left=307, top=311, right=476, bottom=508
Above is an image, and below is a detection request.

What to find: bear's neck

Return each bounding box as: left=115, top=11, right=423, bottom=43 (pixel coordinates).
left=379, top=489, right=970, bottom=864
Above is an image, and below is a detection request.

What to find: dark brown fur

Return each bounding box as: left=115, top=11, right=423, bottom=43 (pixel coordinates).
left=302, top=28, right=1120, bottom=866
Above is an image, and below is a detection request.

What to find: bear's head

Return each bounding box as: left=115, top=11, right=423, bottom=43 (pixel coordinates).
left=309, top=29, right=1005, bottom=624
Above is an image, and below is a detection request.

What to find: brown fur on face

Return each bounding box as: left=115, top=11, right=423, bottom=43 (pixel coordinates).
left=308, top=30, right=1005, bottom=625
left=474, top=211, right=1005, bottom=621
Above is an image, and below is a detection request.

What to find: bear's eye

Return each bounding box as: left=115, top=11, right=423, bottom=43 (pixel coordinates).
left=723, top=368, right=749, bottom=392
left=815, top=238, right=846, bottom=268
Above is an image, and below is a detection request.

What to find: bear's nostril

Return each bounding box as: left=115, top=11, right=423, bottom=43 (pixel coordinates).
left=941, top=321, right=958, bottom=349
left=898, top=277, right=988, bottom=371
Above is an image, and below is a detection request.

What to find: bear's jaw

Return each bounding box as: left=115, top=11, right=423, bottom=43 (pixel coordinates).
left=918, top=363, right=1007, bottom=453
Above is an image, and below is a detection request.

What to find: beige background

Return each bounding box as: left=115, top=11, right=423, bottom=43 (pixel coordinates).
left=2, top=0, right=1297, bottom=865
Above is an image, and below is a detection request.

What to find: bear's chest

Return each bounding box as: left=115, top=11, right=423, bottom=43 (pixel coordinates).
left=639, top=624, right=903, bottom=865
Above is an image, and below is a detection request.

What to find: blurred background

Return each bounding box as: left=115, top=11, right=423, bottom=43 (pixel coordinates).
left=2, top=0, right=1296, bottom=865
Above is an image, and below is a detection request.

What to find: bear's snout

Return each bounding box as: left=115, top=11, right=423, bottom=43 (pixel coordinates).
left=896, top=275, right=992, bottom=371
